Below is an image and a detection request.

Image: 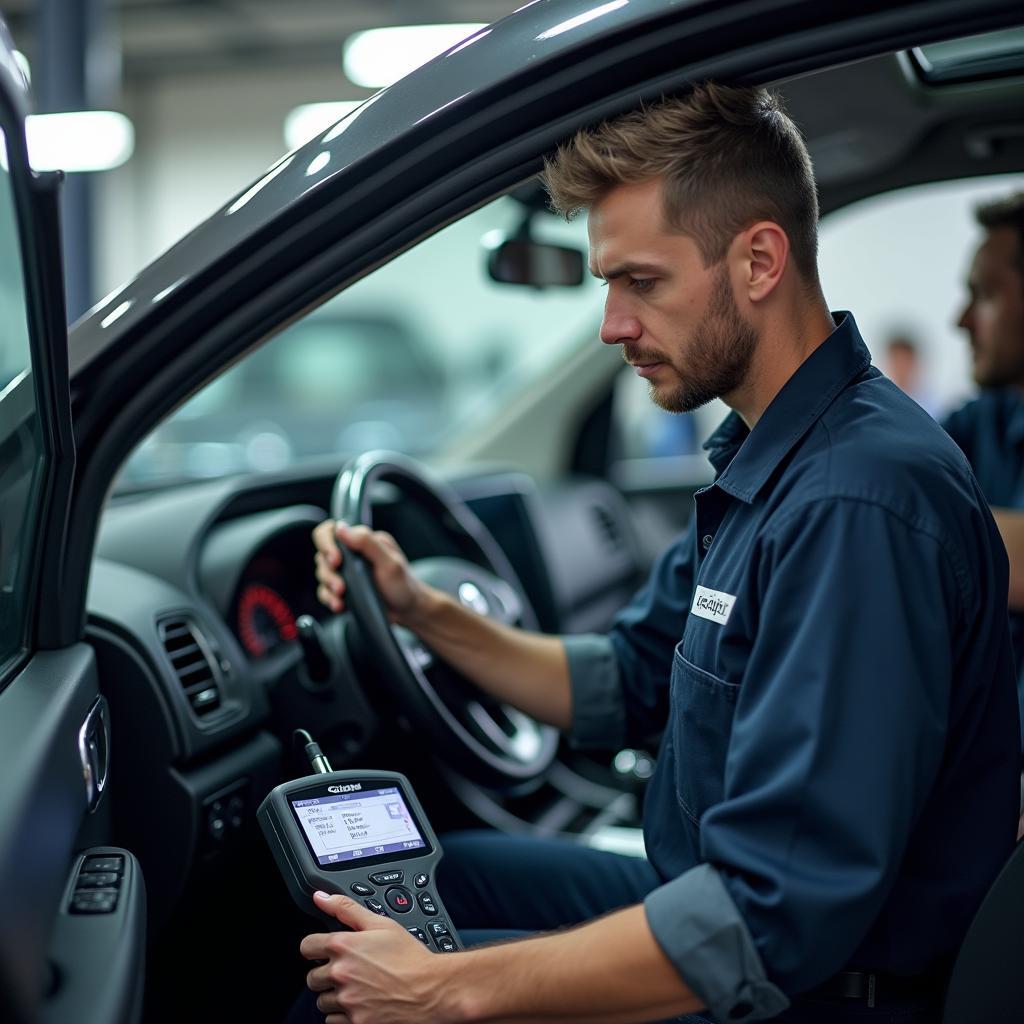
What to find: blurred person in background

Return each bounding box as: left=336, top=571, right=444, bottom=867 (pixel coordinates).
left=943, top=191, right=1024, bottom=741
left=884, top=331, right=939, bottom=417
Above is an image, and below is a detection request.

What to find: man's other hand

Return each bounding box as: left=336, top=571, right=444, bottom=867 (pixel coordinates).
left=312, top=520, right=433, bottom=626
left=300, top=891, right=457, bottom=1024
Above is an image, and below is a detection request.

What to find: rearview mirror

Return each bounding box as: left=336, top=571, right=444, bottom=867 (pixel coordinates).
left=486, top=237, right=585, bottom=288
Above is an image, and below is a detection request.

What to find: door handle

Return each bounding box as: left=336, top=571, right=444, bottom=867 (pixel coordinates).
left=78, top=695, right=110, bottom=812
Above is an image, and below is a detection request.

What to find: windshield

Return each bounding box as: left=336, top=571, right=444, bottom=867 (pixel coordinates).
left=117, top=193, right=601, bottom=492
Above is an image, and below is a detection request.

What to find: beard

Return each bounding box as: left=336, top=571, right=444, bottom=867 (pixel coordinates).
left=973, top=341, right=1024, bottom=390
left=628, top=263, right=758, bottom=413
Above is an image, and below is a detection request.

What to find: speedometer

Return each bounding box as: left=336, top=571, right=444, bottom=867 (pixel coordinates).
left=237, top=583, right=298, bottom=657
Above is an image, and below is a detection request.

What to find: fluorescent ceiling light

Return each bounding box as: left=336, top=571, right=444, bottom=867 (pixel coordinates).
left=26, top=111, right=134, bottom=172
left=343, top=23, right=487, bottom=88
left=284, top=101, right=362, bottom=150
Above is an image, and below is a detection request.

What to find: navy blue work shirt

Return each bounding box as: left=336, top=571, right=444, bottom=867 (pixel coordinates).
left=943, top=390, right=1024, bottom=728
left=566, top=312, right=1020, bottom=1020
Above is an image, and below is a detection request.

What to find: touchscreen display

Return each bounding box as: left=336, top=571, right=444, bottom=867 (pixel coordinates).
left=291, top=786, right=427, bottom=867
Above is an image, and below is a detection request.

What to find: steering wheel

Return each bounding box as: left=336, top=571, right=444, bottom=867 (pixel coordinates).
left=330, top=451, right=559, bottom=789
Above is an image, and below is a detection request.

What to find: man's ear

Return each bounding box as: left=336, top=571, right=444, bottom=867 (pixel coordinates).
left=739, top=221, right=789, bottom=303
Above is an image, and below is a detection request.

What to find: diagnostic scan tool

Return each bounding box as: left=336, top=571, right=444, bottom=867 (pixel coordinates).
left=258, top=766, right=463, bottom=952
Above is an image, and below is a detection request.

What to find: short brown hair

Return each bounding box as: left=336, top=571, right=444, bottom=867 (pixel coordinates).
left=976, top=192, right=1024, bottom=281
left=542, top=83, right=820, bottom=283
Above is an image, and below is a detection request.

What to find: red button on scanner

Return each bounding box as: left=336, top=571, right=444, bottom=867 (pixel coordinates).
left=385, top=886, right=415, bottom=914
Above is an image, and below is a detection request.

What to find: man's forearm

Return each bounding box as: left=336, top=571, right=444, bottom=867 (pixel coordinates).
left=443, top=904, right=702, bottom=1023
left=992, top=508, right=1024, bottom=610
left=405, top=589, right=573, bottom=730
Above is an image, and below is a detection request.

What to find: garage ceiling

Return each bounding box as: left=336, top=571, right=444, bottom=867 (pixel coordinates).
left=3, top=0, right=525, bottom=80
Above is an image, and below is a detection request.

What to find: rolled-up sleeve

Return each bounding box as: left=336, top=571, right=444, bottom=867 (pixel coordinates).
left=564, top=633, right=625, bottom=749
left=645, top=863, right=789, bottom=1022
left=698, top=497, right=962, bottom=993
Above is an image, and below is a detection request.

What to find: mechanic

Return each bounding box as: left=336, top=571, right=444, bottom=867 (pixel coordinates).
left=299, top=85, right=1020, bottom=1023
left=942, top=192, right=1024, bottom=738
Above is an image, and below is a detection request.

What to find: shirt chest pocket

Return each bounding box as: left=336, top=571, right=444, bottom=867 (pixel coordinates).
left=670, top=645, right=741, bottom=827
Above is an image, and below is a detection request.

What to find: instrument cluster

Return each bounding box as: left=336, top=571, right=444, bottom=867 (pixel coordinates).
left=231, top=530, right=324, bottom=659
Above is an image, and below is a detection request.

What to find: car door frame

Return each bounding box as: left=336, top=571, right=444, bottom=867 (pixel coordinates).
left=0, top=21, right=145, bottom=1024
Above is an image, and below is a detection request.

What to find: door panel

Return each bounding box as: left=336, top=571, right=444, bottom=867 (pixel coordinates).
left=0, top=648, right=101, bottom=1021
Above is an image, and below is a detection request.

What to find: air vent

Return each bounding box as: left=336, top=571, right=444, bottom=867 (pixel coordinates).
left=158, top=616, right=222, bottom=718
left=591, top=503, right=623, bottom=553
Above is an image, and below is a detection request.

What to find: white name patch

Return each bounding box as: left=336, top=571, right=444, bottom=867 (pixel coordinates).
left=690, top=585, right=736, bottom=625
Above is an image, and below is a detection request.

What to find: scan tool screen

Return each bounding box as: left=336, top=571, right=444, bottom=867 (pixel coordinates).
left=290, top=786, right=428, bottom=867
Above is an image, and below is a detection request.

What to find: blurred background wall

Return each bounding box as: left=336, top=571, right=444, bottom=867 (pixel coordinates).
left=92, top=62, right=344, bottom=290
left=3, top=0, right=522, bottom=312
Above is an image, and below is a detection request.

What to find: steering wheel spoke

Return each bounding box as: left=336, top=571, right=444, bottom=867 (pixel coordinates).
left=410, top=557, right=524, bottom=627
left=465, top=701, right=547, bottom=765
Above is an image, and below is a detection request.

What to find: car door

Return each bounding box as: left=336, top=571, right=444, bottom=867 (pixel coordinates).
left=0, top=21, right=144, bottom=1024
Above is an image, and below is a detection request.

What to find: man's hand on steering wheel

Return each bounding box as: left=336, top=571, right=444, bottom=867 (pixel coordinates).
left=312, top=452, right=561, bottom=786
left=313, top=519, right=435, bottom=626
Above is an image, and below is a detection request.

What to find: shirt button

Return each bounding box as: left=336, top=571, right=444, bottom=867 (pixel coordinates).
left=702, top=534, right=714, bottom=550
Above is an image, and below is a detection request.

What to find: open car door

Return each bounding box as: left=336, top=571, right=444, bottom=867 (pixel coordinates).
left=0, top=20, right=145, bottom=1024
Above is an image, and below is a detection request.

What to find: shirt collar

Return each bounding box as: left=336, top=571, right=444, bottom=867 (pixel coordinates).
left=702, top=311, right=872, bottom=503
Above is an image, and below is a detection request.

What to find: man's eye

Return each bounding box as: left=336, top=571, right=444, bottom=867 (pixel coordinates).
left=630, top=277, right=655, bottom=293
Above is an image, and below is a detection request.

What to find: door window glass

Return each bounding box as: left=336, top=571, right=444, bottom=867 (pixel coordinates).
left=118, top=194, right=603, bottom=490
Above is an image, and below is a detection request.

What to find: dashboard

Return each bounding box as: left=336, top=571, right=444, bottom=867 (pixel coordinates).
left=85, top=460, right=648, bottom=930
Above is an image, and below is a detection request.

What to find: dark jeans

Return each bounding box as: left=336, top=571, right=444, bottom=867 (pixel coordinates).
left=286, top=831, right=942, bottom=1023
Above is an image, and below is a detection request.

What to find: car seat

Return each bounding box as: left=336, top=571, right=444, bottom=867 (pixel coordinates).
left=943, top=837, right=1024, bottom=1022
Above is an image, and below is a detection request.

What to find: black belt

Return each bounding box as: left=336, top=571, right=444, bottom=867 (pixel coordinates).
left=808, top=969, right=946, bottom=1008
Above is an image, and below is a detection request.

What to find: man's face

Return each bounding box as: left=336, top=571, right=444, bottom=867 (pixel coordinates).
left=587, top=178, right=757, bottom=413
left=958, top=226, right=1024, bottom=389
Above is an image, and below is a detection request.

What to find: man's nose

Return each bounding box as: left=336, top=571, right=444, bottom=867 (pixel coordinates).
left=957, top=301, right=973, bottom=333
left=600, top=300, right=642, bottom=347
